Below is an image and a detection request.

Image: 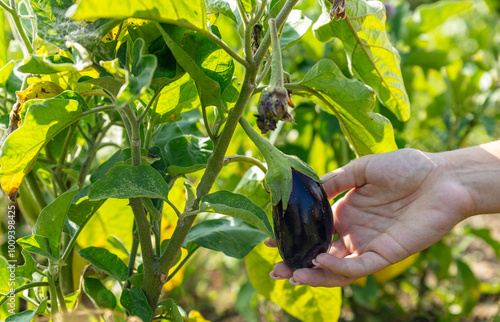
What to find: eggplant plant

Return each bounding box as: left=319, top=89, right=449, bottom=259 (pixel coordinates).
left=0, top=0, right=416, bottom=320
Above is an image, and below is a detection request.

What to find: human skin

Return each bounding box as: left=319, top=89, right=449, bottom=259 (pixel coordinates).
left=267, top=141, right=500, bottom=287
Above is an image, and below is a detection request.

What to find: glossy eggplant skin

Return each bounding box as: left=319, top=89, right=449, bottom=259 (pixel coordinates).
left=273, top=169, right=334, bottom=269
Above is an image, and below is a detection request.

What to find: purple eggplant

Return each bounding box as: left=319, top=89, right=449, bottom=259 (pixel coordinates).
left=273, top=169, right=334, bottom=269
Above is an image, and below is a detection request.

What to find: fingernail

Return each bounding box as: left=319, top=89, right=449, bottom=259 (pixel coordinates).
left=269, top=271, right=284, bottom=280
left=312, top=259, right=323, bottom=267
left=289, top=277, right=301, bottom=286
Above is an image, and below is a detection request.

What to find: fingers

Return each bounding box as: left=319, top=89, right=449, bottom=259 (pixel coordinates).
left=270, top=261, right=294, bottom=279
left=270, top=252, right=391, bottom=287
left=321, top=155, right=373, bottom=200
left=264, top=238, right=277, bottom=247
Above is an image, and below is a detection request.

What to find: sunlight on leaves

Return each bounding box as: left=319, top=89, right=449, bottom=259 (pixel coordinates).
left=298, top=59, right=397, bottom=155
left=69, top=0, right=208, bottom=31
left=0, top=98, right=80, bottom=198
left=314, top=0, right=410, bottom=121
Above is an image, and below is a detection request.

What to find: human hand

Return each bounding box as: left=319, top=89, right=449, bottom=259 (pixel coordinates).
left=268, top=148, right=475, bottom=287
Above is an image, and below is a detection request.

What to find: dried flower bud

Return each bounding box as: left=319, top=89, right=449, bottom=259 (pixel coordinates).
left=255, top=86, right=294, bottom=134
left=330, top=0, right=346, bottom=21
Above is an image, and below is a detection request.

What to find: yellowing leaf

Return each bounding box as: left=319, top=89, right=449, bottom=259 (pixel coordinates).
left=246, top=242, right=342, bottom=322
left=16, top=81, right=64, bottom=104
left=0, top=98, right=81, bottom=198
left=69, top=0, right=208, bottom=31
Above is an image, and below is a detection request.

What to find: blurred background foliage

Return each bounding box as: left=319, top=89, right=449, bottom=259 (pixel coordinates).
left=0, top=0, right=499, bottom=321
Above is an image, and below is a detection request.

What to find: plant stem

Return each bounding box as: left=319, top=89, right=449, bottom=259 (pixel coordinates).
left=236, top=0, right=249, bottom=24
left=55, top=124, right=78, bottom=187
left=201, top=104, right=216, bottom=142
left=223, top=154, right=267, bottom=173
left=156, top=3, right=300, bottom=306
left=77, top=122, right=113, bottom=187
left=166, top=245, right=199, bottom=282
left=125, top=221, right=139, bottom=289
left=59, top=233, right=74, bottom=294
left=249, top=0, right=268, bottom=27
left=239, top=117, right=279, bottom=159
left=0, top=282, right=49, bottom=306
left=254, top=0, right=299, bottom=65
left=47, top=270, right=59, bottom=316
left=25, top=171, right=47, bottom=209
left=268, top=18, right=284, bottom=88
left=158, top=68, right=257, bottom=285
left=137, top=90, right=160, bottom=124
left=3, top=0, right=33, bottom=55
left=120, top=104, right=158, bottom=309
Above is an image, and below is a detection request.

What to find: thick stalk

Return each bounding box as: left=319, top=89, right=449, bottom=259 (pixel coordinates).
left=157, top=69, right=257, bottom=291
left=153, top=0, right=299, bottom=311
left=120, top=105, right=158, bottom=309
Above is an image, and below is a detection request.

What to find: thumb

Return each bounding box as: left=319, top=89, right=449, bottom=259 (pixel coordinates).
left=320, top=155, right=373, bottom=200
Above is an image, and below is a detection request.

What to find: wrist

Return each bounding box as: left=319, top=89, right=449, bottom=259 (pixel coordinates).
left=439, top=141, right=500, bottom=217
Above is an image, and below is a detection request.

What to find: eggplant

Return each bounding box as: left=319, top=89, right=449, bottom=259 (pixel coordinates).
left=273, top=169, right=334, bottom=269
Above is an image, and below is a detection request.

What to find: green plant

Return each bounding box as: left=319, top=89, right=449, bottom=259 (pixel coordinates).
left=0, top=0, right=498, bottom=321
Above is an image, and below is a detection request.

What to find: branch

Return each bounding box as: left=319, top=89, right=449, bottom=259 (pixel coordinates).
left=0, top=282, right=49, bottom=306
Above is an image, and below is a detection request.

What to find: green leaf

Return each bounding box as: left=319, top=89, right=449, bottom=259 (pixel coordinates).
left=120, top=287, right=153, bottom=322
left=159, top=298, right=184, bottom=322
left=0, top=98, right=81, bottom=198
left=414, top=0, right=473, bottom=33
left=16, top=235, right=59, bottom=261
left=455, top=259, right=480, bottom=315
left=206, top=0, right=242, bottom=24
left=246, top=242, right=342, bottom=321
left=18, top=55, right=77, bottom=74
left=68, top=186, right=106, bottom=226
left=5, top=298, right=47, bottom=322
left=78, top=75, right=123, bottom=98
left=157, top=24, right=233, bottom=112
left=16, top=250, right=38, bottom=279
left=298, top=59, right=397, bottom=155
left=117, top=38, right=157, bottom=107
left=280, top=10, right=312, bottom=51
left=151, top=74, right=200, bottom=124
left=233, top=166, right=270, bottom=210
left=32, top=187, right=78, bottom=258
left=184, top=218, right=268, bottom=259
left=77, top=246, right=128, bottom=281
left=463, top=226, right=500, bottom=257
left=0, top=12, right=7, bottom=66
left=0, top=61, right=14, bottom=86
left=89, top=165, right=169, bottom=201
left=313, top=0, right=410, bottom=121
left=157, top=131, right=213, bottom=176
left=89, top=148, right=152, bottom=183
left=83, top=277, right=117, bottom=309
left=70, top=0, right=208, bottom=31
left=200, top=190, right=273, bottom=238
left=0, top=256, right=22, bottom=294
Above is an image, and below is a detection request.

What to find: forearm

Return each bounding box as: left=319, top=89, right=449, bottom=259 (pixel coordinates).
left=441, top=140, right=500, bottom=216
